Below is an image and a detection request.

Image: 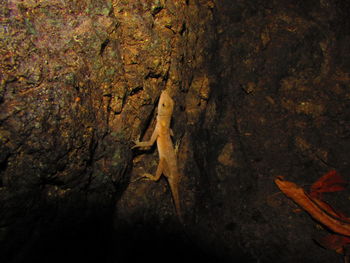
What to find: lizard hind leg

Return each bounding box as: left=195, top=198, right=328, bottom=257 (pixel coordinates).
left=142, top=158, right=166, bottom=181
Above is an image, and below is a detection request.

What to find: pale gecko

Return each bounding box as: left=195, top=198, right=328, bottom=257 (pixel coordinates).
left=132, top=90, right=182, bottom=222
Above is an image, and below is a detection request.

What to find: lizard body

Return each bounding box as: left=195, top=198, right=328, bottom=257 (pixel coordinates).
left=132, top=90, right=182, bottom=222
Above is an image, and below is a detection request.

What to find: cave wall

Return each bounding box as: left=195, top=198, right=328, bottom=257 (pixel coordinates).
left=1, top=0, right=350, bottom=262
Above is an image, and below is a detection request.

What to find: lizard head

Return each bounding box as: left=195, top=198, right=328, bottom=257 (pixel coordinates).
left=158, top=90, right=174, bottom=116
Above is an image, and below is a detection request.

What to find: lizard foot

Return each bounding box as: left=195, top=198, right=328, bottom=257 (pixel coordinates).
left=131, top=139, right=153, bottom=149
left=131, top=138, right=141, bottom=149
left=130, top=173, right=158, bottom=183
left=142, top=173, right=160, bottom=181
left=130, top=176, right=147, bottom=183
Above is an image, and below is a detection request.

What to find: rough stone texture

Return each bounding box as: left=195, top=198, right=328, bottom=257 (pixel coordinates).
left=0, top=0, right=130, bottom=262
left=1, top=0, right=350, bottom=262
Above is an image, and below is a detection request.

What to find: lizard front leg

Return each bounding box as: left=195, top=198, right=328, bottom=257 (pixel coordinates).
left=132, top=126, right=158, bottom=149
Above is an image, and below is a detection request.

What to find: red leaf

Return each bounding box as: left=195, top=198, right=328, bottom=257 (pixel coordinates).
left=317, top=234, right=350, bottom=254
left=310, top=170, right=347, bottom=199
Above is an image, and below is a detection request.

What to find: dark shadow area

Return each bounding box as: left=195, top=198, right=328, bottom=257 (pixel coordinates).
left=114, top=220, right=255, bottom=263
left=2, top=218, right=255, bottom=263
left=0, top=205, right=115, bottom=263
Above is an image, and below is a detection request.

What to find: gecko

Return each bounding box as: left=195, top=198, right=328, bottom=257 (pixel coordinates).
left=132, top=90, right=182, bottom=222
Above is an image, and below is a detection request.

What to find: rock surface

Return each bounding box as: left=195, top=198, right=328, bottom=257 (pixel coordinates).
left=0, top=0, right=350, bottom=262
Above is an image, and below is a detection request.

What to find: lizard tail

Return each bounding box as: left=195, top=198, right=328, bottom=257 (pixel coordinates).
left=169, top=177, right=183, bottom=223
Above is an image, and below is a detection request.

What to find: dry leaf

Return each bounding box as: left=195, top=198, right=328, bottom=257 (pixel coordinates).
left=317, top=234, right=350, bottom=254
left=310, top=170, right=347, bottom=199
left=274, top=177, right=350, bottom=237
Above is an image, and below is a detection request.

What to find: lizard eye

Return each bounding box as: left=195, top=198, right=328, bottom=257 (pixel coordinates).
left=162, top=103, right=165, bottom=107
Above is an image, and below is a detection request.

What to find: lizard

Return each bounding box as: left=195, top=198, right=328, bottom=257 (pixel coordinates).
left=132, top=90, right=183, bottom=222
